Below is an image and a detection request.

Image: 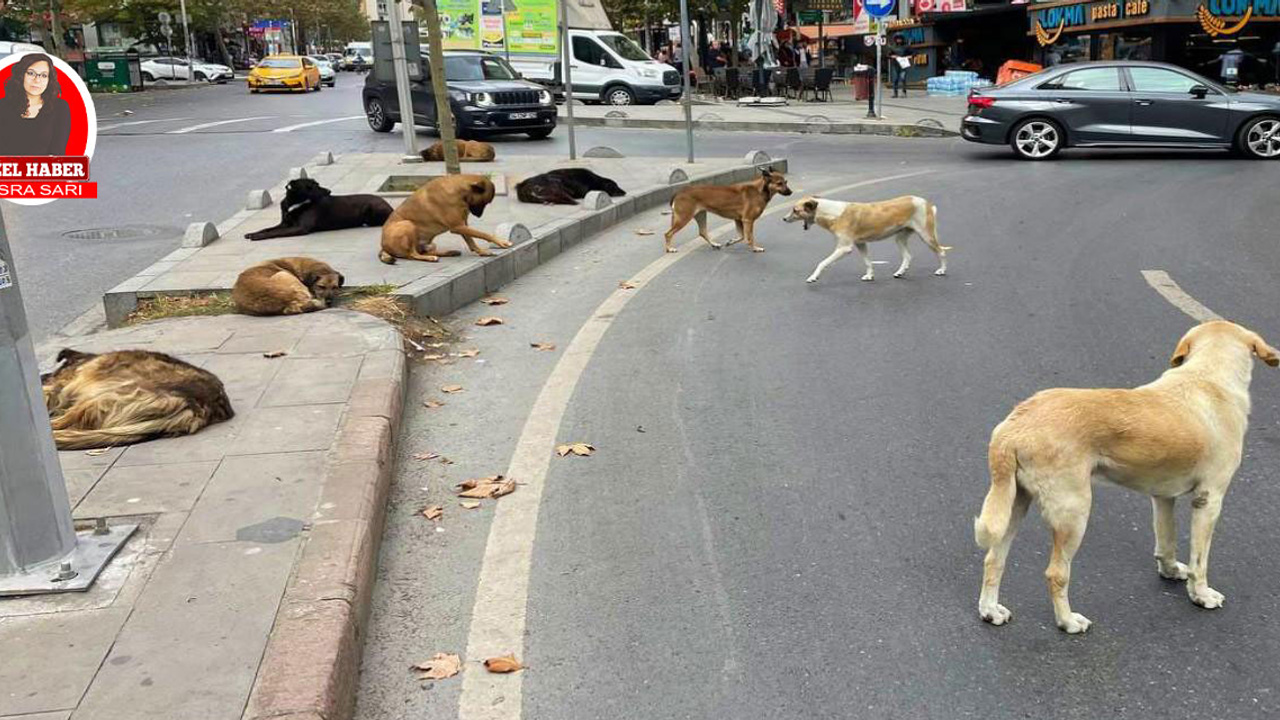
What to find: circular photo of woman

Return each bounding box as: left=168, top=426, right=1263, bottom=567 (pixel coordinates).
left=0, top=51, right=97, bottom=205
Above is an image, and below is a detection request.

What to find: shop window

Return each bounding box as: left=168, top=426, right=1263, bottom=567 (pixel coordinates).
left=1042, top=67, right=1121, bottom=91
left=1129, top=67, right=1201, bottom=93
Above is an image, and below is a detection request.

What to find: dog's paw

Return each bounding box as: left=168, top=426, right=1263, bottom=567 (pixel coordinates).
left=935, top=268, right=947, bottom=276
left=893, top=271, right=907, bottom=279
left=805, top=277, right=819, bottom=284
left=1190, top=586, right=1225, bottom=609
left=1056, top=612, right=1092, bottom=634
left=1157, top=560, right=1190, bottom=581
left=710, top=242, right=722, bottom=250
left=664, top=247, right=678, bottom=254
left=752, top=246, right=766, bottom=253
left=979, top=603, right=1012, bottom=626
left=861, top=275, right=875, bottom=282
left=493, top=239, right=513, bottom=249
left=473, top=249, right=494, bottom=257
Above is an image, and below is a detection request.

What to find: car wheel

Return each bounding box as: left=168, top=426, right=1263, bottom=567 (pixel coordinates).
left=1010, top=118, right=1063, bottom=161
left=526, top=128, right=553, bottom=140
left=194, top=71, right=207, bottom=82
left=141, top=71, right=155, bottom=82
left=1237, top=116, right=1280, bottom=160
left=366, top=98, right=395, bottom=133
left=603, top=85, right=635, bottom=106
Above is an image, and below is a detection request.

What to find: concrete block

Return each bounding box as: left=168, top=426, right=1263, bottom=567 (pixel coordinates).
left=247, top=189, right=273, bottom=210
left=403, top=278, right=452, bottom=319
left=513, top=239, right=539, bottom=277
left=597, top=204, right=618, bottom=229
left=575, top=211, right=603, bottom=240
left=314, top=151, right=335, bottom=166
left=537, top=230, right=562, bottom=263
left=584, top=146, right=624, bottom=158
left=613, top=195, right=636, bottom=221
left=603, top=109, right=629, bottom=119
left=582, top=190, right=612, bottom=210
left=668, top=168, right=689, bottom=185
left=483, top=251, right=515, bottom=293
left=181, top=221, right=219, bottom=248
left=558, top=219, right=582, bottom=247
left=289, top=166, right=309, bottom=180
left=449, top=266, right=486, bottom=308
left=102, top=291, right=139, bottom=328
left=495, top=222, right=532, bottom=245
left=745, top=149, right=772, bottom=165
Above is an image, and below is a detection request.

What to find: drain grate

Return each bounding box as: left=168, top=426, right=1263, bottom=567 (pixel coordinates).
left=63, top=225, right=167, bottom=241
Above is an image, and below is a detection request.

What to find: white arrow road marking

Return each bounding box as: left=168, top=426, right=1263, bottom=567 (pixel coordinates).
left=1141, top=270, right=1223, bottom=323
left=271, top=115, right=364, bottom=133
left=97, top=117, right=192, bottom=132
left=456, top=168, right=938, bottom=720
left=165, top=116, right=274, bottom=134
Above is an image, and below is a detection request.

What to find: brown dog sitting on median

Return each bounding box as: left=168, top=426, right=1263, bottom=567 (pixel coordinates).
left=42, top=348, right=234, bottom=450
left=379, top=174, right=505, bottom=264
left=232, top=257, right=345, bottom=316
left=664, top=167, right=793, bottom=253
left=420, top=139, right=496, bottom=162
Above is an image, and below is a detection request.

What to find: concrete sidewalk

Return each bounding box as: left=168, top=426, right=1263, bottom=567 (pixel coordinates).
left=562, top=93, right=967, bottom=136
left=0, top=310, right=405, bottom=720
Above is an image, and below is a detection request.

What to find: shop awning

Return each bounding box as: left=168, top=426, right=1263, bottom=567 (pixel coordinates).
left=795, top=24, right=859, bottom=40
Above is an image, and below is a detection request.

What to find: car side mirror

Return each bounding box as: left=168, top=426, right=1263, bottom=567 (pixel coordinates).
left=1190, top=84, right=1210, bottom=99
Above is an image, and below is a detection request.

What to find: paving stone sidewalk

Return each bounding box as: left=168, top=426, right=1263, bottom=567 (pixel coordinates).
left=0, top=309, right=405, bottom=720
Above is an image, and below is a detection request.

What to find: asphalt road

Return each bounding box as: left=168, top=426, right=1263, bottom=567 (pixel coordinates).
left=353, top=141, right=1280, bottom=720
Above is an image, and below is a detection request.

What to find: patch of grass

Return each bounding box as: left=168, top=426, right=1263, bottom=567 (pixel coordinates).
left=337, top=283, right=398, bottom=301
left=127, top=292, right=236, bottom=324
left=345, top=294, right=452, bottom=356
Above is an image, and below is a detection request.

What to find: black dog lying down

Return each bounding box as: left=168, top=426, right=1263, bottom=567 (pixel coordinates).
left=515, top=168, right=626, bottom=206
left=246, top=178, right=394, bottom=241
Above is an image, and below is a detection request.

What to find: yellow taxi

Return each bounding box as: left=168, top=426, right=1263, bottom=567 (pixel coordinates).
left=248, top=55, right=323, bottom=93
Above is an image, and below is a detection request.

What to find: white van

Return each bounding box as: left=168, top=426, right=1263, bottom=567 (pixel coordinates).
left=511, top=30, right=680, bottom=106
left=342, top=41, right=372, bottom=71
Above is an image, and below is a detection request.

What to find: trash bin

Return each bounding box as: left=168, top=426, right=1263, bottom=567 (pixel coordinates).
left=850, top=68, right=873, bottom=101
left=85, top=49, right=143, bottom=93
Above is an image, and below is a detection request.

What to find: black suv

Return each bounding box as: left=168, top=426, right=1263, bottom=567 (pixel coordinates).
left=364, top=50, right=556, bottom=139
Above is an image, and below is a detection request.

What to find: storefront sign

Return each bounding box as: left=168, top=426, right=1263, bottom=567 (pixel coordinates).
left=1197, top=0, right=1279, bottom=36
left=1031, top=0, right=1158, bottom=45
left=797, top=0, right=844, bottom=11
left=1031, top=0, right=1278, bottom=44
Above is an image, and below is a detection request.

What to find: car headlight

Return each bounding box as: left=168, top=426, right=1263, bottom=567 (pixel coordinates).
left=472, top=92, right=495, bottom=107
left=639, top=67, right=659, bottom=79
left=538, top=89, right=553, bottom=105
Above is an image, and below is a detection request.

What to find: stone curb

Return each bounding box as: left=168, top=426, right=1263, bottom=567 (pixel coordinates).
left=567, top=115, right=959, bottom=138
left=241, top=342, right=407, bottom=720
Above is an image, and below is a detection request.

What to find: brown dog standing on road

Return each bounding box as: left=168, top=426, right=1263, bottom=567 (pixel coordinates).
left=232, top=257, right=345, bottom=316
left=975, top=321, right=1279, bottom=634
left=421, top=139, right=496, bottom=162
left=664, top=167, right=792, bottom=254
left=379, top=174, right=504, bottom=264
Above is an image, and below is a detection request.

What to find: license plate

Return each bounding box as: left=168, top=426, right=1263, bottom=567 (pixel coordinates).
left=268, top=80, right=283, bottom=86
left=508, top=112, right=536, bottom=121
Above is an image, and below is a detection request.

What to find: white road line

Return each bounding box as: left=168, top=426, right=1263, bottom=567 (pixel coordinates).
left=456, top=168, right=937, bottom=720
left=165, top=116, right=274, bottom=135
left=1141, top=270, right=1223, bottom=323
left=271, top=115, right=364, bottom=133
left=97, top=117, right=191, bottom=132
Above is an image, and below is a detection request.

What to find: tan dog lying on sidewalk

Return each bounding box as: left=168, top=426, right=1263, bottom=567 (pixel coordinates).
left=782, top=195, right=949, bottom=284
left=379, top=175, right=504, bottom=264
left=663, top=168, right=792, bottom=253
left=232, top=257, right=344, bottom=316
left=974, top=321, right=1279, bottom=634
left=420, top=139, right=496, bottom=162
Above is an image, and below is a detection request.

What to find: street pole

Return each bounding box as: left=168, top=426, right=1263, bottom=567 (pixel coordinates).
left=678, top=0, right=694, bottom=163
left=179, top=0, right=192, bottom=81
left=388, top=1, right=423, bottom=162
left=500, top=0, right=511, bottom=64
left=818, top=14, right=824, bottom=69
left=558, top=0, right=577, bottom=160
left=875, top=24, right=883, bottom=118
left=417, top=0, right=462, bottom=173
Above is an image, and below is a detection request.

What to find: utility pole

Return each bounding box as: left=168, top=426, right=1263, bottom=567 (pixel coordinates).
left=415, top=0, right=461, bottom=173
left=179, top=0, right=193, bottom=80
left=678, top=0, right=694, bottom=162
left=558, top=0, right=577, bottom=160
left=389, top=1, right=423, bottom=162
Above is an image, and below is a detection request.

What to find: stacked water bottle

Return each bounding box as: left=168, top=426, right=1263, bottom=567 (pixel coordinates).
left=926, top=71, right=993, bottom=96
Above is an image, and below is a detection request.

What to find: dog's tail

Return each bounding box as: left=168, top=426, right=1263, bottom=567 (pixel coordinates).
left=927, top=203, right=953, bottom=252
left=974, top=437, right=1018, bottom=549
left=52, top=420, right=169, bottom=451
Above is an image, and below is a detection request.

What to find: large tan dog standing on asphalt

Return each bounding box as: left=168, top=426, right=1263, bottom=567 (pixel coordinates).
left=663, top=168, right=792, bottom=253
left=781, top=195, right=948, bottom=284
left=975, top=321, right=1279, bottom=634
left=379, top=175, right=504, bottom=264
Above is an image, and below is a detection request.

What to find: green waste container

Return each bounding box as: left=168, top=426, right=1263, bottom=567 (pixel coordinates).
left=84, top=50, right=143, bottom=93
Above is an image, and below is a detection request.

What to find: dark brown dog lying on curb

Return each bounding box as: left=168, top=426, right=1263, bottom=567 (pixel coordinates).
left=515, top=168, right=626, bottom=205
left=379, top=174, right=504, bottom=264
left=232, top=257, right=345, bottom=315
left=664, top=167, right=792, bottom=253
left=420, top=139, right=496, bottom=162
left=42, top=349, right=234, bottom=450
left=246, top=178, right=393, bottom=241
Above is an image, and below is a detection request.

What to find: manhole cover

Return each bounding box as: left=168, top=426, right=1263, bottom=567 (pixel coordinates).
left=62, top=225, right=167, bottom=241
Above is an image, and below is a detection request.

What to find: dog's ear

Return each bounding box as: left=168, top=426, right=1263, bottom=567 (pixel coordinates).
left=760, top=167, right=774, bottom=178
left=1170, top=336, right=1193, bottom=367
left=1251, top=333, right=1280, bottom=367
left=470, top=180, right=488, bottom=196
left=337, top=273, right=346, bottom=288
left=803, top=199, right=818, bottom=213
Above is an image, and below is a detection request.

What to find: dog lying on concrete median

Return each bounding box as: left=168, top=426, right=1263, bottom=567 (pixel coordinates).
left=420, top=139, right=496, bottom=162
left=246, top=178, right=393, bottom=241
left=782, top=195, right=949, bottom=284
left=663, top=167, right=792, bottom=253
left=379, top=174, right=503, bottom=264
left=232, top=257, right=345, bottom=316
left=974, top=321, right=1278, bottom=634
left=515, top=168, right=626, bottom=206
left=41, top=349, right=234, bottom=450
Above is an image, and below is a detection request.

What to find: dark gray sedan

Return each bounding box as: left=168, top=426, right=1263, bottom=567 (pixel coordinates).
left=962, top=61, right=1280, bottom=160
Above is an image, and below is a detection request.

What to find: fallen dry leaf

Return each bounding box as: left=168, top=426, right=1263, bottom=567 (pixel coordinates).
left=420, top=505, right=444, bottom=521
left=484, top=654, right=524, bottom=673
left=423, top=399, right=445, bottom=409
left=85, top=447, right=112, bottom=457
left=441, top=385, right=464, bottom=394
left=439, top=456, right=455, bottom=465
left=263, top=350, right=288, bottom=359
left=530, top=342, right=556, bottom=352
left=456, top=348, right=480, bottom=358
left=556, top=443, right=595, bottom=457
left=422, top=353, right=446, bottom=361
left=480, top=296, right=509, bottom=306
left=413, top=452, right=440, bottom=461
left=457, top=475, right=515, bottom=499
left=492, top=478, right=517, bottom=498
left=460, top=500, right=482, bottom=510
left=475, top=316, right=504, bottom=326
left=618, top=281, right=638, bottom=290
left=660, top=209, right=673, bottom=215
left=634, top=228, right=655, bottom=236
left=413, top=653, right=461, bottom=680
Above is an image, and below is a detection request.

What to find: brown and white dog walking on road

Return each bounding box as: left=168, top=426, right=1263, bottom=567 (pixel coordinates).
left=782, top=195, right=949, bottom=284
left=975, top=321, right=1279, bottom=634
left=663, top=168, right=792, bottom=254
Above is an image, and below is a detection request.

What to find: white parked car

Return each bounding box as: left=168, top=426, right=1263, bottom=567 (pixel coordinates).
left=308, top=55, right=337, bottom=87
left=140, top=56, right=234, bottom=83
left=0, top=41, right=43, bottom=62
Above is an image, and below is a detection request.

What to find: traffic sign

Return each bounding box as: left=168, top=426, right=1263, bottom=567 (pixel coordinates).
left=863, top=0, right=895, bottom=18
left=157, top=10, right=171, bottom=23
left=160, top=25, right=173, bottom=37
left=798, top=9, right=824, bottom=23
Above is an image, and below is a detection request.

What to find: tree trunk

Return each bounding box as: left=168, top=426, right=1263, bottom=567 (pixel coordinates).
left=49, top=0, right=64, bottom=53
left=214, top=28, right=233, bottom=67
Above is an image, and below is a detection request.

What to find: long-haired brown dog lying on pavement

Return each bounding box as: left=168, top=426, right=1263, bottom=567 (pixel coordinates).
left=379, top=174, right=504, bottom=264
left=232, top=257, right=345, bottom=316
left=663, top=167, right=792, bottom=253
left=42, top=349, right=234, bottom=450
left=420, top=139, right=496, bottom=162
left=975, top=320, right=1278, bottom=634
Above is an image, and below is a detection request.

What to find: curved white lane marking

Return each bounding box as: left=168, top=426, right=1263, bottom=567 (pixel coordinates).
left=1142, top=270, right=1223, bottom=322
left=165, top=116, right=274, bottom=134
left=271, top=115, right=364, bottom=133
left=97, top=117, right=191, bottom=132
left=457, top=169, right=938, bottom=720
